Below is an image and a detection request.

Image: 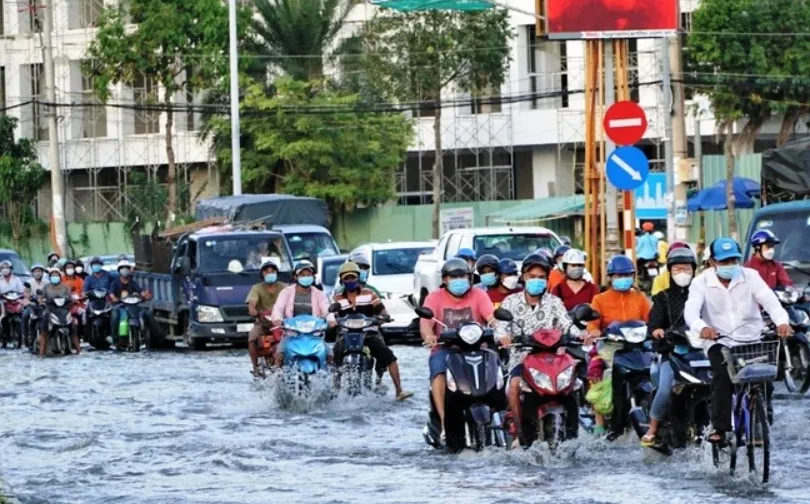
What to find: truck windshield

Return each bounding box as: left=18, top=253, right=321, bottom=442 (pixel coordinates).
left=751, top=212, right=810, bottom=263
left=286, top=232, right=339, bottom=261
left=198, top=235, right=292, bottom=272
left=473, top=233, right=560, bottom=261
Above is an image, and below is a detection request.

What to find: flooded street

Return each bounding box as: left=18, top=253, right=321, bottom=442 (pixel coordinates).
left=3, top=346, right=810, bottom=503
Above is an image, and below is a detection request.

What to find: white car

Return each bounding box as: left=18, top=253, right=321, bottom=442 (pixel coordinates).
left=412, top=227, right=562, bottom=305
left=337, top=241, right=435, bottom=342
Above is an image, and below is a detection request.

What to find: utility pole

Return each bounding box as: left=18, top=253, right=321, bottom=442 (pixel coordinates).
left=603, top=43, right=622, bottom=258
left=43, top=0, right=68, bottom=255
left=669, top=36, right=689, bottom=242
left=228, top=0, right=242, bottom=195
left=661, top=38, right=675, bottom=243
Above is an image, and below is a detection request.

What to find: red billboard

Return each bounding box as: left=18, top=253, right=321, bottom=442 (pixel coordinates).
left=545, top=0, right=679, bottom=39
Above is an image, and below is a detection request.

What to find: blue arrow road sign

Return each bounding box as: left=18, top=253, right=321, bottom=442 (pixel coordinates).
left=634, top=172, right=666, bottom=220
left=606, top=146, right=649, bottom=191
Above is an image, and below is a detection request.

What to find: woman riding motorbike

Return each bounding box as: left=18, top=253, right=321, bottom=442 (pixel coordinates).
left=551, top=248, right=599, bottom=311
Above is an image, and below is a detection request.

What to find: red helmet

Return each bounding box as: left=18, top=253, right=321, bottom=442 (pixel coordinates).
left=642, top=222, right=655, bottom=232
left=668, top=241, right=690, bottom=252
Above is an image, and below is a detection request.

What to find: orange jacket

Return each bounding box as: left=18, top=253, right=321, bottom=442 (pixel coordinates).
left=63, top=276, right=84, bottom=296
left=548, top=268, right=566, bottom=292
left=586, top=288, right=651, bottom=333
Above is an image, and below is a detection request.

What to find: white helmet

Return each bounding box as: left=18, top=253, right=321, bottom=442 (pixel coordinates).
left=117, top=259, right=133, bottom=271
left=653, top=231, right=665, bottom=240
left=702, top=247, right=711, bottom=263
left=562, top=248, right=586, bottom=265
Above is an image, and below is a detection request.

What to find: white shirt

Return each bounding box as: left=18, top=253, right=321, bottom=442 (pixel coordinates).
left=684, top=267, right=789, bottom=348
left=0, top=275, right=25, bottom=295
left=27, top=278, right=48, bottom=297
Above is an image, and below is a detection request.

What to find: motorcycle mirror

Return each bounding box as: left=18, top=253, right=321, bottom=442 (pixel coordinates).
left=328, top=302, right=342, bottom=313
left=570, top=303, right=600, bottom=324
left=494, top=308, right=513, bottom=322
left=415, top=307, right=434, bottom=319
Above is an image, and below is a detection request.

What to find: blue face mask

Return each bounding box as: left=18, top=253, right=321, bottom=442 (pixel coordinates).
left=297, top=276, right=314, bottom=288
left=264, top=273, right=277, bottom=284
left=525, top=278, right=547, bottom=296
left=716, top=264, right=741, bottom=280
left=447, top=278, right=471, bottom=297
left=480, top=272, right=497, bottom=287
left=92, top=264, right=102, bottom=274
left=612, top=277, right=634, bottom=292
left=343, top=280, right=359, bottom=292
left=359, top=270, right=369, bottom=283
left=49, top=276, right=60, bottom=285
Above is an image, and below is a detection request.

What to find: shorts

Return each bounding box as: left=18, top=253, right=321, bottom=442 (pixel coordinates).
left=248, top=323, right=265, bottom=343
left=429, top=348, right=450, bottom=380
left=509, top=363, right=524, bottom=379
left=334, top=333, right=396, bottom=373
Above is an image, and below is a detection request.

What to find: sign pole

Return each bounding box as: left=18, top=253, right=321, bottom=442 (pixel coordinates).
left=603, top=42, right=622, bottom=260
left=661, top=37, right=676, bottom=243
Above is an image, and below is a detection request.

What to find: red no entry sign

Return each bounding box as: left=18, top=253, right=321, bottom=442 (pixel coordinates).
left=603, top=100, right=648, bottom=145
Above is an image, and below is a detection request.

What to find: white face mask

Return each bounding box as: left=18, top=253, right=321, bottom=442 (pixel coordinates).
left=502, top=275, right=519, bottom=290
left=65, top=268, right=75, bottom=276
left=762, top=248, right=776, bottom=260
left=672, top=272, right=693, bottom=287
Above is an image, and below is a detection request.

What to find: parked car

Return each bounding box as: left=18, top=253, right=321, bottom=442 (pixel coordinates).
left=413, top=227, right=562, bottom=305
left=317, top=254, right=348, bottom=299
left=339, top=241, right=434, bottom=343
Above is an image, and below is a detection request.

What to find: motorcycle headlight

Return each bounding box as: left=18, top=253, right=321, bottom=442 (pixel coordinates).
left=458, top=324, right=483, bottom=345
left=93, top=309, right=105, bottom=316
left=286, top=319, right=317, bottom=334
left=797, top=310, right=810, bottom=329
left=620, top=326, right=647, bottom=344
left=53, top=298, right=66, bottom=307
left=49, top=313, right=60, bottom=324
left=344, top=318, right=369, bottom=330
left=5, top=292, right=19, bottom=300
left=529, top=368, right=554, bottom=392
left=122, top=297, right=140, bottom=305
left=196, top=305, right=224, bottom=323
left=446, top=368, right=458, bottom=392
left=556, top=365, right=575, bottom=391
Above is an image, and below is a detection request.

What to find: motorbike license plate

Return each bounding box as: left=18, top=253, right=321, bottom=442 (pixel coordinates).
left=237, top=323, right=253, bottom=333
left=690, top=359, right=711, bottom=368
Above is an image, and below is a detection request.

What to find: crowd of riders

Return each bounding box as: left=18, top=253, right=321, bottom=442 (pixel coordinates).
left=0, top=252, right=163, bottom=356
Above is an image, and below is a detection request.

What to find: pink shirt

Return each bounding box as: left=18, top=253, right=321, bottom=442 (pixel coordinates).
left=271, top=285, right=335, bottom=323
left=420, top=287, right=495, bottom=337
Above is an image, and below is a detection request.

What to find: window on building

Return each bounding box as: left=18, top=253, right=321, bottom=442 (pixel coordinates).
left=28, top=0, right=43, bottom=33
left=527, top=26, right=568, bottom=109
left=81, top=0, right=104, bottom=28
left=81, top=64, right=107, bottom=138
left=29, top=64, right=48, bottom=141
left=627, top=38, right=640, bottom=103
left=133, top=73, right=160, bottom=134
left=470, top=86, right=502, bottom=114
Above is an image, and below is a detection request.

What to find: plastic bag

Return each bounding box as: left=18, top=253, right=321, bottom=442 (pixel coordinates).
left=586, top=378, right=613, bottom=416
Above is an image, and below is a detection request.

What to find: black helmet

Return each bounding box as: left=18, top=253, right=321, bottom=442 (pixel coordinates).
left=475, top=254, right=499, bottom=273
left=666, top=247, right=697, bottom=269
left=441, top=258, right=470, bottom=277
left=521, top=252, right=554, bottom=273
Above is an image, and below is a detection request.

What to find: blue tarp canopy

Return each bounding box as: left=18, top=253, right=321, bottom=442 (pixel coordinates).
left=687, top=177, right=761, bottom=211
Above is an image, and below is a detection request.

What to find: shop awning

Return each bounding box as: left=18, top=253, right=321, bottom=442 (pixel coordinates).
left=486, top=195, right=585, bottom=225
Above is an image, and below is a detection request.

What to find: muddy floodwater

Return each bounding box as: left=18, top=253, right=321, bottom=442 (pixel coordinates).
left=2, top=346, right=810, bottom=503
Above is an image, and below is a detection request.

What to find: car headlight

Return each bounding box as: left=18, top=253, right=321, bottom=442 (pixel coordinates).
left=620, top=326, right=647, bottom=344
left=529, top=368, right=554, bottom=392
left=446, top=368, right=458, bottom=392
left=344, top=318, right=369, bottom=330
left=556, top=366, right=575, bottom=391
left=196, top=305, right=224, bottom=323
left=458, top=324, right=483, bottom=345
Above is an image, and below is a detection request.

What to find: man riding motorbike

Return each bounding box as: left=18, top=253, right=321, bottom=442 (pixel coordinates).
left=651, top=242, right=692, bottom=296
left=500, top=252, right=580, bottom=439
left=585, top=255, right=651, bottom=439
left=641, top=247, right=698, bottom=447
left=109, top=260, right=162, bottom=347
left=0, top=260, right=25, bottom=347
left=636, top=222, right=659, bottom=273
left=550, top=248, right=599, bottom=311
left=547, top=245, right=570, bottom=291
left=23, top=264, right=48, bottom=349
left=684, top=238, right=792, bottom=443
left=332, top=261, right=413, bottom=401
left=247, top=260, right=287, bottom=377
left=39, top=269, right=77, bottom=356
left=473, top=254, right=500, bottom=291
left=420, top=258, right=500, bottom=440
left=83, top=256, right=114, bottom=334
left=745, top=229, right=792, bottom=290
left=334, top=252, right=382, bottom=297
left=488, top=258, right=522, bottom=308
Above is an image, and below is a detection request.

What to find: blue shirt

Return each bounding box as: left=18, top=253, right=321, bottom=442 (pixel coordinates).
left=83, top=271, right=113, bottom=293
left=636, top=233, right=658, bottom=261
left=110, top=278, right=143, bottom=298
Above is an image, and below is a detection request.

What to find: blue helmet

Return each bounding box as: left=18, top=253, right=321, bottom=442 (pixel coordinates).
left=497, top=258, right=518, bottom=275
left=456, top=248, right=476, bottom=261
left=535, top=247, right=554, bottom=259
left=750, top=229, right=780, bottom=247
left=711, top=238, right=742, bottom=261
left=553, top=245, right=571, bottom=259
left=606, top=255, right=636, bottom=275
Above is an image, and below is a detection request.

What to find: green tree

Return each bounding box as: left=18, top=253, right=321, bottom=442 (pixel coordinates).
left=0, top=116, right=48, bottom=248
left=239, top=78, right=412, bottom=215
left=86, top=0, right=231, bottom=218
left=362, top=9, right=513, bottom=237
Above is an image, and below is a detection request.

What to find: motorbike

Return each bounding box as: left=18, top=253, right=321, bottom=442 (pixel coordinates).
left=592, top=320, right=654, bottom=439
left=26, top=293, right=45, bottom=353
left=86, top=289, right=112, bottom=350
left=772, top=287, right=810, bottom=394
left=1, top=291, right=25, bottom=348
left=646, top=327, right=713, bottom=455
left=279, top=315, right=330, bottom=397
left=45, top=295, right=73, bottom=356
left=505, top=303, right=601, bottom=450
left=416, top=306, right=513, bottom=453
left=638, top=259, right=659, bottom=295
left=252, top=311, right=283, bottom=378
left=329, top=303, right=392, bottom=397
left=116, top=292, right=144, bottom=352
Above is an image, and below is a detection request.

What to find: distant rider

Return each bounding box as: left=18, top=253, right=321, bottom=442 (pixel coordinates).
left=635, top=222, right=658, bottom=271
left=23, top=264, right=48, bottom=349
left=47, top=252, right=60, bottom=268
left=0, top=260, right=25, bottom=347
left=62, top=260, right=85, bottom=295
left=473, top=254, right=500, bottom=291
left=456, top=248, right=479, bottom=284
left=651, top=242, right=692, bottom=296
left=39, top=269, right=76, bottom=356
left=333, top=253, right=382, bottom=297
left=246, top=260, right=286, bottom=377
left=684, top=238, right=791, bottom=443
left=550, top=248, right=599, bottom=311
left=547, top=245, right=570, bottom=292
left=420, top=258, right=499, bottom=440
left=745, top=230, right=793, bottom=290
left=332, top=261, right=413, bottom=401
left=109, top=260, right=163, bottom=345
left=487, top=258, right=522, bottom=308
left=655, top=231, right=668, bottom=265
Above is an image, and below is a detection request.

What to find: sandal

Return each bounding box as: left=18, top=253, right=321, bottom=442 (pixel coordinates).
left=396, top=390, right=414, bottom=401
left=640, top=433, right=657, bottom=447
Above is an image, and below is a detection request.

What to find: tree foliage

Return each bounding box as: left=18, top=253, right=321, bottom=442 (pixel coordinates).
left=688, top=0, right=810, bottom=148
left=0, top=116, right=48, bottom=247
left=86, top=0, right=233, bottom=217
left=237, top=78, right=412, bottom=214
left=362, top=9, right=513, bottom=237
